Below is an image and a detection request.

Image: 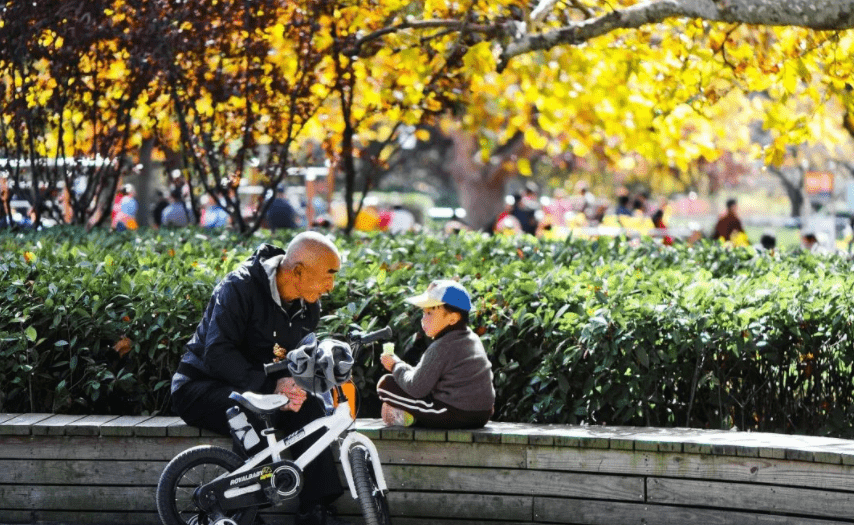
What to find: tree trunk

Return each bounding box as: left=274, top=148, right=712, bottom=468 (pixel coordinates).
left=767, top=165, right=805, bottom=217
left=444, top=128, right=528, bottom=231
left=137, top=137, right=154, bottom=229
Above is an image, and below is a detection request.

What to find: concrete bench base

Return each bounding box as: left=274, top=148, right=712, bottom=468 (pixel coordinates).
left=2, top=413, right=854, bottom=524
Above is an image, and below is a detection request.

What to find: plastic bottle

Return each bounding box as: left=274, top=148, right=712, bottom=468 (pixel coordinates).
left=226, top=406, right=261, bottom=451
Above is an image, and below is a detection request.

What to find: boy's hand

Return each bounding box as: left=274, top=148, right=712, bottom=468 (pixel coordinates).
left=275, top=377, right=307, bottom=412
left=380, top=354, right=400, bottom=372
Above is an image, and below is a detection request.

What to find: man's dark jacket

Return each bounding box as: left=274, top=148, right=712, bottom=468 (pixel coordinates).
left=172, top=243, right=320, bottom=400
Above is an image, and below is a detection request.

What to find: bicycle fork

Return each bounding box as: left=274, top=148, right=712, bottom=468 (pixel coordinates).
left=339, top=432, right=388, bottom=499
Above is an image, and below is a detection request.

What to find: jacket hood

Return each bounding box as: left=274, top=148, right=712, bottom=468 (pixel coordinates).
left=244, top=243, right=286, bottom=297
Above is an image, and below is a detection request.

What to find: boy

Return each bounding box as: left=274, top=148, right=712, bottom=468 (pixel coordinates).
left=378, top=280, right=495, bottom=428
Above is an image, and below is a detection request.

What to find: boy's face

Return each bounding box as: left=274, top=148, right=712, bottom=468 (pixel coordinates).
left=420, top=305, right=459, bottom=338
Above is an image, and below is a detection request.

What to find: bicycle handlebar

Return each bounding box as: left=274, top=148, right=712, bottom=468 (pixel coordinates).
left=263, top=360, right=289, bottom=376
left=349, top=326, right=392, bottom=345
left=263, top=326, right=393, bottom=377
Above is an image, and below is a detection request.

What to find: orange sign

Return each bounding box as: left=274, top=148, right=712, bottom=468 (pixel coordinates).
left=805, top=171, right=834, bottom=195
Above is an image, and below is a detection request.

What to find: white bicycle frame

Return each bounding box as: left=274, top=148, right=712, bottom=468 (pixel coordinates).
left=220, top=400, right=388, bottom=503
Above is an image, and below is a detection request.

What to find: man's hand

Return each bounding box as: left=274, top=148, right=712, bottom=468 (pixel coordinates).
left=275, top=377, right=307, bottom=412
left=380, top=354, right=400, bottom=372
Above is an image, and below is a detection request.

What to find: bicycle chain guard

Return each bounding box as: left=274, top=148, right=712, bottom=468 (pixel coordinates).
left=264, top=460, right=303, bottom=505
left=196, top=459, right=302, bottom=512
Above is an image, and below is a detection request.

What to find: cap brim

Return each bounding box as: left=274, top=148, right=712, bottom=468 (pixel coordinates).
left=404, top=293, right=445, bottom=308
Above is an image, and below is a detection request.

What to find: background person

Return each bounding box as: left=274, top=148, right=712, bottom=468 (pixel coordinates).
left=161, top=188, right=195, bottom=227
left=114, top=184, right=138, bottom=231
left=169, top=232, right=351, bottom=525
left=200, top=190, right=230, bottom=229
left=712, top=198, right=745, bottom=241
left=264, top=186, right=299, bottom=231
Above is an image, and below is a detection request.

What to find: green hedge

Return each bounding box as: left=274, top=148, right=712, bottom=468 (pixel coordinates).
left=2, top=227, right=853, bottom=437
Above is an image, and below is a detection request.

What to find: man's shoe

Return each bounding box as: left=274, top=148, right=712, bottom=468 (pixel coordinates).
left=294, top=504, right=353, bottom=525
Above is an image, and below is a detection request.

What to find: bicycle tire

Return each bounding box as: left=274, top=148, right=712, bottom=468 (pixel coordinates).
left=156, top=445, right=258, bottom=525
left=349, top=446, right=392, bottom=525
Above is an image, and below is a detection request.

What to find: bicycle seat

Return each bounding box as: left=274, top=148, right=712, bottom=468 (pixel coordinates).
left=229, top=391, right=290, bottom=415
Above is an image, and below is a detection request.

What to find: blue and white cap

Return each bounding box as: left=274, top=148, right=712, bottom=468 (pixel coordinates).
left=405, top=280, right=471, bottom=312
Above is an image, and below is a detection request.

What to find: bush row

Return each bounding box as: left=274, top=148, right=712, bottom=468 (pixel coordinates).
left=2, top=227, right=853, bottom=437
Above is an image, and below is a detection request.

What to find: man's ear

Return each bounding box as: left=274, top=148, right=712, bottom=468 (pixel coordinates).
left=292, top=262, right=305, bottom=278
left=446, top=310, right=462, bottom=325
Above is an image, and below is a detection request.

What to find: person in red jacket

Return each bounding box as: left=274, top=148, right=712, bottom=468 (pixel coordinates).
left=712, top=198, right=745, bottom=241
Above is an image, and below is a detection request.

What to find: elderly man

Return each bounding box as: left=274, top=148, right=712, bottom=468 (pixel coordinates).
left=170, top=231, right=350, bottom=525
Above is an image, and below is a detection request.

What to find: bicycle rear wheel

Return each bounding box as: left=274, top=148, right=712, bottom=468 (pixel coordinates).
left=156, top=445, right=257, bottom=525
left=348, top=446, right=391, bottom=525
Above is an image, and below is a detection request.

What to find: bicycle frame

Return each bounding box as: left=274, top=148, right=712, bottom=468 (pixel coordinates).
left=214, top=393, right=387, bottom=507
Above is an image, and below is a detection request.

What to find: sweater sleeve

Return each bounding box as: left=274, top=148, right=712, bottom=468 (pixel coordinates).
left=392, top=344, right=446, bottom=399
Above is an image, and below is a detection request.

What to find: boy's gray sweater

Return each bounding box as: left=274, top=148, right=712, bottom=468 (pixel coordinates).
left=392, top=327, right=495, bottom=411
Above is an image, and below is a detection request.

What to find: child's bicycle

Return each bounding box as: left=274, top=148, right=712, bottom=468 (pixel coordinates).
left=155, top=327, right=394, bottom=525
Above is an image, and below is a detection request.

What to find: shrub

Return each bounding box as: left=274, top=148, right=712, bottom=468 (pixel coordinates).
left=2, top=227, right=853, bottom=437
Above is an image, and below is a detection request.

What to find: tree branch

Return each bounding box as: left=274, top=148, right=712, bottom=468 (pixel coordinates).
left=499, top=0, right=854, bottom=70
left=344, top=19, right=499, bottom=57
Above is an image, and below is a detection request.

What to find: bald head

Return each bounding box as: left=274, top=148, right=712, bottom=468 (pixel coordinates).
left=282, top=231, right=340, bottom=269
left=277, top=232, right=341, bottom=303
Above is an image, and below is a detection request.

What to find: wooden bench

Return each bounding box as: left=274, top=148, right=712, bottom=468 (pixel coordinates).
left=2, top=413, right=854, bottom=524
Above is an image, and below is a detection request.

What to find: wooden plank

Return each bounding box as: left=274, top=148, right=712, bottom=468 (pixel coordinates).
left=388, top=521, right=529, bottom=525
left=446, top=428, right=474, bottom=442
left=355, top=418, right=385, bottom=441
left=477, top=422, right=534, bottom=445
left=412, top=427, right=447, bottom=442
left=167, top=419, right=202, bottom=437
left=0, top=485, right=156, bottom=511
left=647, top=477, right=854, bottom=520
left=99, top=415, right=154, bottom=437
left=0, top=458, right=165, bottom=485
left=381, top=427, right=415, bottom=441
left=0, top=435, right=230, bottom=461
left=0, top=413, right=19, bottom=425
left=527, top=446, right=854, bottom=491
left=65, top=415, right=121, bottom=436
left=0, top=413, right=52, bottom=435
left=520, top=424, right=854, bottom=464
left=383, top=464, right=643, bottom=502
left=472, top=432, right=502, bottom=444
left=0, top=511, right=161, bottom=525
left=133, top=415, right=181, bottom=437
left=388, top=491, right=532, bottom=521
left=534, top=497, right=850, bottom=525
left=547, top=425, right=642, bottom=450
left=0, top=488, right=532, bottom=523
left=376, top=440, right=527, bottom=469
left=31, top=414, right=87, bottom=436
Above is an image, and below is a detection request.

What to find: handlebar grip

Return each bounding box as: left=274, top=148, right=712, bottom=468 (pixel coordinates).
left=264, top=360, right=289, bottom=376
left=353, top=326, right=392, bottom=344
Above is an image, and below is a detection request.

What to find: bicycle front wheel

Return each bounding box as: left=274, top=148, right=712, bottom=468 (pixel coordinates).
left=349, top=446, right=391, bottom=525
left=156, top=445, right=257, bottom=525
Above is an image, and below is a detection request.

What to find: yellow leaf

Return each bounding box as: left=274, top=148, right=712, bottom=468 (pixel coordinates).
left=414, top=129, right=430, bottom=141
left=517, top=158, right=532, bottom=176
left=462, top=42, right=495, bottom=73
left=782, top=66, right=797, bottom=94
left=104, top=61, right=126, bottom=81
left=196, top=93, right=213, bottom=116
left=764, top=137, right=786, bottom=166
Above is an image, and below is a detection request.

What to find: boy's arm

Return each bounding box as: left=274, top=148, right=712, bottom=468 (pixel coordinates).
left=392, top=347, right=445, bottom=399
